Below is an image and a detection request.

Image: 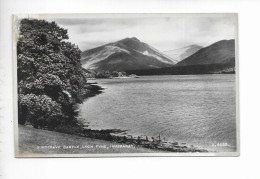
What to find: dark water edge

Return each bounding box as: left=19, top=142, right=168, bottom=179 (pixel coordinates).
left=83, top=82, right=104, bottom=98
left=72, top=82, right=209, bottom=153
left=126, top=63, right=235, bottom=76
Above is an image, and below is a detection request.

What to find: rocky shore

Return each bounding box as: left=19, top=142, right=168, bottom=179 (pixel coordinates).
left=76, top=128, right=208, bottom=153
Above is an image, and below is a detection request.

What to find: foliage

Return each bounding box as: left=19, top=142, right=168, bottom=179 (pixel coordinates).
left=17, top=19, right=87, bottom=130
left=18, top=94, right=64, bottom=129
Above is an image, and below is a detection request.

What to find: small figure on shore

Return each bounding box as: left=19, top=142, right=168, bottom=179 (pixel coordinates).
left=157, top=134, right=161, bottom=143
left=123, top=136, right=127, bottom=142
left=137, top=136, right=141, bottom=144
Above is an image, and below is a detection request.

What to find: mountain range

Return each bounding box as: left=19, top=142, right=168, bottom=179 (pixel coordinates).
left=81, top=38, right=235, bottom=75
left=81, top=37, right=177, bottom=71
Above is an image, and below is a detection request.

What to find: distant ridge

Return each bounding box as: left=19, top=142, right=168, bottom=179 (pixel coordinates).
left=163, top=44, right=203, bottom=62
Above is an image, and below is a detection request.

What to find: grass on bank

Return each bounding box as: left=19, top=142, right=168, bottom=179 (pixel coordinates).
left=18, top=125, right=155, bottom=155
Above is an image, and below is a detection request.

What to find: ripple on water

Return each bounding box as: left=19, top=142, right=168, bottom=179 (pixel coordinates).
left=79, top=75, right=237, bottom=152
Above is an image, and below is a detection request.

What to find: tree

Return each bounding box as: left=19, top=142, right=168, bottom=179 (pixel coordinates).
left=17, top=19, right=86, bottom=130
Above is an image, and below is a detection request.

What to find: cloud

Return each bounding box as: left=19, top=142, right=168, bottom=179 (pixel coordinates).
left=47, top=14, right=237, bottom=51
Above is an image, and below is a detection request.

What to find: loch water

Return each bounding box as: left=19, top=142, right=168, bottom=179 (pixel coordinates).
left=78, top=74, right=237, bottom=152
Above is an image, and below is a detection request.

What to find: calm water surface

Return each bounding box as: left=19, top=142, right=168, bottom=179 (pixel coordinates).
left=78, top=75, right=237, bottom=152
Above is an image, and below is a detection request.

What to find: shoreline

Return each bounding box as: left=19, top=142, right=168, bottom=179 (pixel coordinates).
left=86, top=73, right=234, bottom=81
left=83, top=82, right=104, bottom=98
left=77, top=128, right=208, bottom=152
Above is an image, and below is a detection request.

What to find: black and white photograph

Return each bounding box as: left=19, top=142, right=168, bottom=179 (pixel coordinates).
left=13, top=13, right=239, bottom=157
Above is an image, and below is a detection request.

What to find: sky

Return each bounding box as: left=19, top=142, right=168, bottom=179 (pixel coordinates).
left=32, top=14, right=237, bottom=52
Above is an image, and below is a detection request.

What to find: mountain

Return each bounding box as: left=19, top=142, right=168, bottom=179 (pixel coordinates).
left=177, top=39, right=235, bottom=66
left=81, top=37, right=176, bottom=71
left=126, top=39, right=236, bottom=76
left=163, top=45, right=203, bottom=62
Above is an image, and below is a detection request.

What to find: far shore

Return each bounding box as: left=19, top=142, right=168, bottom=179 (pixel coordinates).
left=86, top=74, right=139, bottom=80
left=86, top=72, right=235, bottom=81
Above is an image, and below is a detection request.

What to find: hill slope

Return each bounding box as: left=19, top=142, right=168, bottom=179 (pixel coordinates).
left=177, top=39, right=235, bottom=66
left=163, top=45, right=203, bottom=62
left=81, top=37, right=176, bottom=71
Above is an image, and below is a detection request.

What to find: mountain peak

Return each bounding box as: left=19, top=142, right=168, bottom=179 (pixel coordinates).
left=211, top=39, right=234, bottom=47
left=130, top=37, right=140, bottom=41
left=81, top=37, right=175, bottom=71
left=119, top=37, right=140, bottom=43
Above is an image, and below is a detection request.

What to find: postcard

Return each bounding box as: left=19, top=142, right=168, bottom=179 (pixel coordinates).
left=13, top=13, right=239, bottom=157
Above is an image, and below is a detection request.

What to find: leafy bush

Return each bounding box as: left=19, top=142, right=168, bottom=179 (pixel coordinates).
left=18, top=94, right=64, bottom=129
